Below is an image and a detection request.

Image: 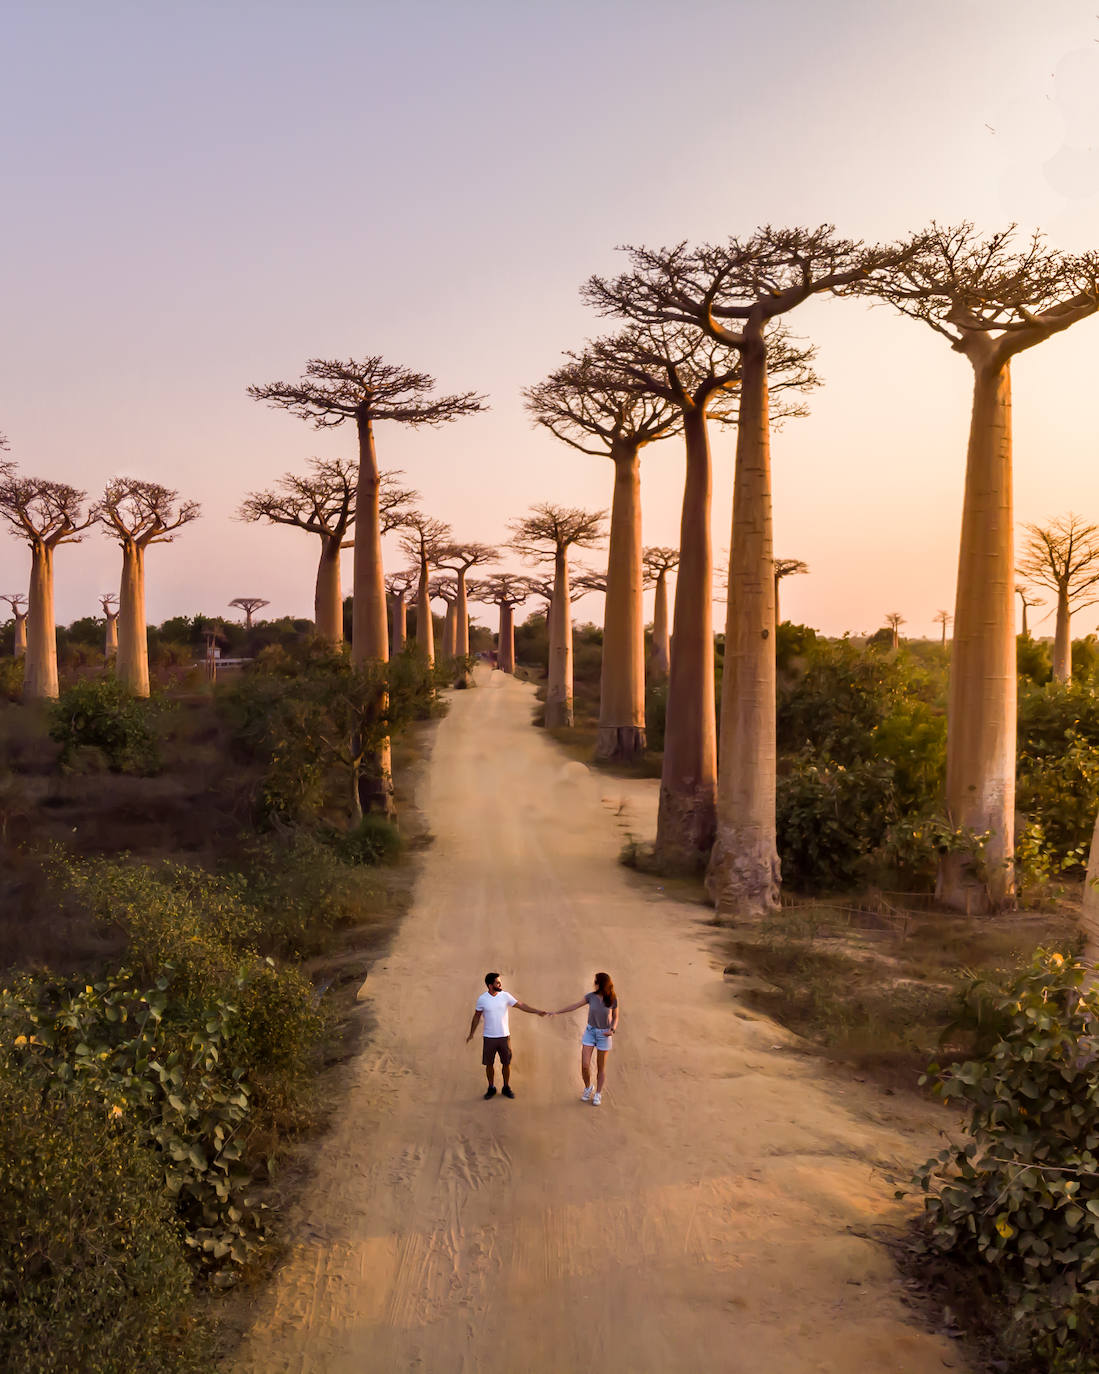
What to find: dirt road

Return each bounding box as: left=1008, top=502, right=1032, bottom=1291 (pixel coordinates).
left=234, top=670, right=962, bottom=1374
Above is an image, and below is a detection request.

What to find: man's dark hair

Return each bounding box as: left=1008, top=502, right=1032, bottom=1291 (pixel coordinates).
left=484, top=971, right=499, bottom=987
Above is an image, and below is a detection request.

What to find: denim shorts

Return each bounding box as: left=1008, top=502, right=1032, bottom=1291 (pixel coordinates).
left=581, top=1026, right=613, bottom=1051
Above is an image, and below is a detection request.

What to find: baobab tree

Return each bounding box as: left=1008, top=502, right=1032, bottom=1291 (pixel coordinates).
left=933, top=609, right=953, bottom=645
left=884, top=612, right=905, bottom=649
left=94, top=479, right=200, bottom=697
left=0, top=477, right=92, bottom=699
left=864, top=225, right=1099, bottom=910
left=400, top=513, right=451, bottom=666
left=429, top=575, right=459, bottom=657
left=475, top=573, right=532, bottom=673
left=100, top=593, right=119, bottom=658
left=525, top=343, right=680, bottom=761
left=774, top=558, right=809, bottom=628
left=510, top=505, right=606, bottom=727
left=239, top=458, right=417, bottom=645
left=385, top=569, right=417, bottom=653
left=642, top=547, right=679, bottom=680
left=1017, top=515, right=1099, bottom=682
left=438, top=542, right=497, bottom=664
left=1016, top=584, right=1044, bottom=638
left=2, top=594, right=27, bottom=658
left=229, top=597, right=269, bottom=629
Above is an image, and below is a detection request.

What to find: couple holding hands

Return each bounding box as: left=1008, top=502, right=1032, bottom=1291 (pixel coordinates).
left=466, top=970, right=619, bottom=1106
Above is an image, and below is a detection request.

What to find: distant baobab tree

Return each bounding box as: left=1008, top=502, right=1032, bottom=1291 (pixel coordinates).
left=0, top=477, right=92, bottom=700
left=229, top=597, right=269, bottom=629
left=642, top=547, right=679, bottom=680
left=933, top=609, right=952, bottom=645
left=429, top=575, right=458, bottom=657
left=1018, top=514, right=1099, bottom=682
left=400, top=513, right=452, bottom=666
left=475, top=573, right=532, bottom=674
left=1015, top=583, right=1044, bottom=638
left=525, top=341, right=680, bottom=762
left=438, top=542, right=497, bottom=665
left=773, top=558, right=809, bottom=628
left=385, top=568, right=418, bottom=653
left=239, top=458, right=417, bottom=646
left=2, top=594, right=27, bottom=658
left=864, top=225, right=1099, bottom=910
left=100, top=593, right=119, bottom=658
left=884, top=612, right=905, bottom=649
left=510, top=504, right=606, bottom=728
left=94, top=479, right=200, bottom=697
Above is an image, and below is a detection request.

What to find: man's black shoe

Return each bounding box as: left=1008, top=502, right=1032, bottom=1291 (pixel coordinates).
left=501, top=1086, right=515, bottom=1099
left=483, top=1085, right=497, bottom=1099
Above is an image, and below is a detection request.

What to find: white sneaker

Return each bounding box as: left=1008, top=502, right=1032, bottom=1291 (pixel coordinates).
left=591, top=1092, right=602, bottom=1106
left=581, top=1085, right=594, bottom=1102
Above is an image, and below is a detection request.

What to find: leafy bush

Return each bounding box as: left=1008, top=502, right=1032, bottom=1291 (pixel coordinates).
left=0, top=657, right=23, bottom=703
left=0, top=1059, right=208, bottom=1372
left=48, top=676, right=162, bottom=774
left=325, top=814, right=402, bottom=866
left=1017, top=682, right=1099, bottom=865
left=1017, top=633, right=1053, bottom=685
left=644, top=681, right=667, bottom=752
left=912, top=950, right=1099, bottom=1368
left=777, top=753, right=897, bottom=890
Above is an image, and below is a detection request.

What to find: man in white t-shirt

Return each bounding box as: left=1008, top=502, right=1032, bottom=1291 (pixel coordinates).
left=466, top=970, right=547, bottom=1099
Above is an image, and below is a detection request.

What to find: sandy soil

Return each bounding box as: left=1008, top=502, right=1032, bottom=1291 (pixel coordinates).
left=233, top=669, right=964, bottom=1374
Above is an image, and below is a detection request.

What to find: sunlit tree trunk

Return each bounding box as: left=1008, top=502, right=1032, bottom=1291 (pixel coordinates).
left=389, top=593, right=406, bottom=653
left=1053, top=584, right=1072, bottom=682
left=117, top=539, right=150, bottom=697
left=596, top=439, right=645, bottom=761
left=656, top=407, right=717, bottom=865
left=650, top=570, right=669, bottom=679
left=314, top=536, right=344, bottom=644
left=13, top=614, right=27, bottom=659
left=104, top=614, right=118, bottom=659
left=455, top=572, right=470, bottom=658
left=707, top=334, right=780, bottom=916
left=415, top=557, right=435, bottom=665
left=939, top=359, right=1016, bottom=912
left=23, top=542, right=58, bottom=701
left=442, top=599, right=456, bottom=658
left=351, top=415, right=388, bottom=663
left=545, top=548, right=573, bottom=727
left=498, top=602, right=515, bottom=673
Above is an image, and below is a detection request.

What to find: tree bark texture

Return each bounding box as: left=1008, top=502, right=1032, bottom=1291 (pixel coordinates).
left=351, top=416, right=389, bottom=665
left=706, top=336, right=781, bottom=917
left=23, top=543, right=58, bottom=700
left=498, top=602, right=515, bottom=673
left=314, top=537, right=344, bottom=644
left=655, top=406, right=717, bottom=866
left=13, top=615, right=27, bottom=659
left=545, top=548, right=573, bottom=728
left=117, top=540, right=150, bottom=697
left=596, top=440, right=646, bottom=761
left=938, top=361, right=1016, bottom=912
left=650, top=571, right=669, bottom=679
left=1053, top=585, right=1072, bottom=682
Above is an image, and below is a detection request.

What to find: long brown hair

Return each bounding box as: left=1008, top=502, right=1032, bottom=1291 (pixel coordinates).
left=594, top=971, right=615, bottom=1007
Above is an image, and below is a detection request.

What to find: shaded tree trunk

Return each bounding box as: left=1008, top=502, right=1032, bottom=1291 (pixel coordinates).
left=442, top=600, right=456, bottom=658
left=545, top=548, right=573, bottom=728
left=314, top=536, right=344, bottom=644
left=117, top=540, right=150, bottom=697
left=596, top=440, right=646, bottom=761
left=1021, top=601, right=1029, bottom=637
left=656, top=407, right=717, bottom=866
left=455, top=572, right=470, bottom=658
left=13, top=614, right=27, bottom=659
left=1053, top=584, right=1072, bottom=682
left=938, top=360, right=1016, bottom=912
left=706, top=333, right=780, bottom=916
left=650, top=570, right=669, bottom=679
left=389, top=594, right=406, bottom=653
left=23, top=542, right=58, bottom=701
left=498, top=602, right=515, bottom=673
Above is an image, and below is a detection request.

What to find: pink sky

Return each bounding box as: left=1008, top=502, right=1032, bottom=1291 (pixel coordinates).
left=1, top=0, right=1098, bottom=639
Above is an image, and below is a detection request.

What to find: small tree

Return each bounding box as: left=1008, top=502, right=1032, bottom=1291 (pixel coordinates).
left=0, top=478, right=92, bottom=700
left=933, top=608, right=952, bottom=645
left=1016, top=583, right=1044, bottom=638
left=93, top=479, right=200, bottom=697
left=100, top=593, right=119, bottom=659
left=399, top=513, right=452, bottom=666
left=774, top=558, right=809, bottom=629
left=2, top=593, right=27, bottom=659
left=229, top=598, right=269, bottom=629
left=1018, top=515, right=1099, bottom=682
left=884, top=611, right=905, bottom=649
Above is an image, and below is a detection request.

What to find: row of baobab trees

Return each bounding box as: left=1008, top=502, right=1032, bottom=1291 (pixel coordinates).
left=245, top=223, right=1099, bottom=919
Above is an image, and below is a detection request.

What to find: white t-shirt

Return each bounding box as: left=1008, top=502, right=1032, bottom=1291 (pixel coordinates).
left=476, top=989, right=517, bottom=1038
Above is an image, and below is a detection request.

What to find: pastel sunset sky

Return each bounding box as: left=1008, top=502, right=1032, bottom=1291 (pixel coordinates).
left=2, top=0, right=1097, bottom=637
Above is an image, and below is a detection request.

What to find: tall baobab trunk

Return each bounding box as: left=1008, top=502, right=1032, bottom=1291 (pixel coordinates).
left=314, top=537, right=344, bottom=644
left=389, top=593, right=406, bottom=653
left=104, top=613, right=118, bottom=659
left=442, top=599, right=456, bottom=658
left=24, top=543, right=58, bottom=701
left=498, top=602, right=515, bottom=673
left=650, top=569, right=670, bottom=679
left=117, top=540, right=150, bottom=697
left=1021, top=600, right=1030, bottom=637
left=1052, top=584, right=1072, bottom=682
left=596, top=440, right=646, bottom=761
left=707, top=335, right=780, bottom=915
left=13, top=613, right=27, bottom=659
left=656, top=407, right=717, bottom=866
left=351, top=414, right=393, bottom=816
left=939, top=360, right=1016, bottom=912
left=415, top=558, right=435, bottom=665
left=455, top=573, right=470, bottom=658
left=545, top=548, right=573, bottom=728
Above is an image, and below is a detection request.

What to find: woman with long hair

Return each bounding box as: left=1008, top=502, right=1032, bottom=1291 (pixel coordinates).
left=551, top=972, right=619, bottom=1106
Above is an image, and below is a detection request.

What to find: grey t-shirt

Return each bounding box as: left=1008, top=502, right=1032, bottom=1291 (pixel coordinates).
left=585, top=991, right=618, bottom=1030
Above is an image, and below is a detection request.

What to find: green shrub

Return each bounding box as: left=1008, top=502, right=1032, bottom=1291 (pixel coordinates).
left=0, top=657, right=23, bottom=703
left=777, top=752, right=897, bottom=890
left=911, top=950, right=1099, bottom=1368
left=0, top=1062, right=208, bottom=1372
left=48, top=676, right=162, bottom=774
left=325, top=814, right=402, bottom=866
left=644, top=682, right=667, bottom=752
left=1017, top=682, right=1099, bottom=865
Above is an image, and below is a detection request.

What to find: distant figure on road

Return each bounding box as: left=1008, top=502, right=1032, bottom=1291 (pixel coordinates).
left=551, top=972, right=619, bottom=1106
left=466, top=971, right=547, bottom=1100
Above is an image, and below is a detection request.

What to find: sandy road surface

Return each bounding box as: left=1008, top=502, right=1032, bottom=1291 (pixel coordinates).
left=234, top=670, right=962, bottom=1374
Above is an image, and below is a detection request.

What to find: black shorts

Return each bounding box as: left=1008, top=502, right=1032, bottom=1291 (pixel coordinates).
left=482, top=1035, right=512, bottom=1066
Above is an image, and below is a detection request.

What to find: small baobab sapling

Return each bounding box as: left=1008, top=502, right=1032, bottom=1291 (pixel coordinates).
left=863, top=226, right=1099, bottom=910
left=774, top=558, right=809, bottom=629
left=509, top=505, right=606, bottom=728
left=1015, top=584, right=1044, bottom=638
left=0, top=477, right=92, bottom=700
left=229, top=597, right=269, bottom=629
left=100, top=593, right=119, bottom=658
left=385, top=569, right=418, bottom=653
left=2, top=594, right=28, bottom=659
left=933, top=609, right=953, bottom=645
left=642, top=547, right=679, bottom=680
left=94, top=479, right=200, bottom=698
left=1018, top=515, right=1099, bottom=682
left=400, top=513, right=452, bottom=667
left=884, top=612, right=905, bottom=649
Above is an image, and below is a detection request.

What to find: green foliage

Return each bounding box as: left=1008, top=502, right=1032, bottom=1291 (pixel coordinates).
left=0, top=656, right=24, bottom=703
left=1072, top=634, right=1099, bottom=685
left=1017, top=633, right=1052, bottom=685
left=0, top=1059, right=208, bottom=1372
left=325, top=814, right=402, bottom=866
left=912, top=950, right=1099, bottom=1367
left=777, top=754, right=896, bottom=890
left=48, top=676, right=162, bottom=774
left=775, top=620, right=817, bottom=674
left=644, top=681, right=667, bottom=752
left=1017, top=682, right=1099, bottom=866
